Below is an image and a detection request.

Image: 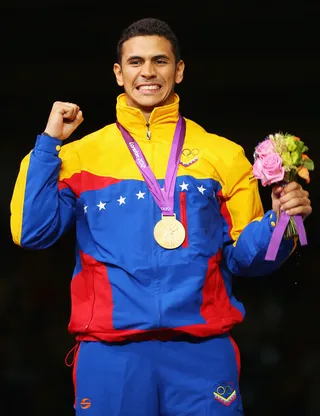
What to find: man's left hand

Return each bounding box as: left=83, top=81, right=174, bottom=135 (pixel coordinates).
left=271, top=181, right=312, bottom=220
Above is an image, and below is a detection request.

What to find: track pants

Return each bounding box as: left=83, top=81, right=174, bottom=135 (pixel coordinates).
left=73, top=333, right=244, bottom=415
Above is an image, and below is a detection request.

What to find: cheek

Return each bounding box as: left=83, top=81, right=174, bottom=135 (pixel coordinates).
left=122, top=70, right=137, bottom=88
left=162, top=73, right=176, bottom=89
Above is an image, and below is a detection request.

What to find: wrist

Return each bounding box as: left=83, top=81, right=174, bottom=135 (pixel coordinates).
left=42, top=131, right=61, bottom=139
left=36, top=133, right=62, bottom=154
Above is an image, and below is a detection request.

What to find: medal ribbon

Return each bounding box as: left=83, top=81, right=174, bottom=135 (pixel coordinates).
left=265, top=212, right=307, bottom=260
left=116, top=114, right=186, bottom=216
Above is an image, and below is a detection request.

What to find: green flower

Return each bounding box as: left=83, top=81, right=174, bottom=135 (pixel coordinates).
left=282, top=151, right=293, bottom=167
left=285, top=136, right=297, bottom=152
left=291, top=150, right=301, bottom=166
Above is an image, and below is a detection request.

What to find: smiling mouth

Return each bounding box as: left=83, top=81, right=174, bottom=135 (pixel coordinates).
left=136, top=84, right=161, bottom=93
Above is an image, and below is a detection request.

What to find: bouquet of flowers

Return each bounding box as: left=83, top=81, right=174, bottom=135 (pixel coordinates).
left=252, top=132, right=314, bottom=260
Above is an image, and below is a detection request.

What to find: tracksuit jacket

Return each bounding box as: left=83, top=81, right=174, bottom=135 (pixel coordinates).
left=10, top=93, right=294, bottom=343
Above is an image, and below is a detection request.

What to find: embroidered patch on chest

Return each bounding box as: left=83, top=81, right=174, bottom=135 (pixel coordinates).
left=179, top=148, right=199, bottom=167
left=213, top=383, right=237, bottom=406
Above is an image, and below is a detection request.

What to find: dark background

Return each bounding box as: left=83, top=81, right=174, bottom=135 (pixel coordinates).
left=2, top=1, right=319, bottom=415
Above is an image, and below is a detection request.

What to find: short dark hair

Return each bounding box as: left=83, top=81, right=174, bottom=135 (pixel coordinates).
left=116, top=18, right=181, bottom=64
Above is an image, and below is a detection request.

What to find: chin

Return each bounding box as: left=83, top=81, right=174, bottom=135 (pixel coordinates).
left=136, top=96, right=167, bottom=109
left=130, top=89, right=169, bottom=108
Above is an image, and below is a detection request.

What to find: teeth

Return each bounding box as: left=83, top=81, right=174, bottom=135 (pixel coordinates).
left=138, top=85, right=160, bottom=90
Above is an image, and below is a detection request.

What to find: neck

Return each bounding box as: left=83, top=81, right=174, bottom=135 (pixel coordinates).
left=124, top=92, right=176, bottom=123
left=140, top=108, right=152, bottom=123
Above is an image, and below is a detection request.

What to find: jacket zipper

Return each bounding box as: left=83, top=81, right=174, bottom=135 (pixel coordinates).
left=180, top=192, right=189, bottom=248
left=146, top=123, right=151, bottom=140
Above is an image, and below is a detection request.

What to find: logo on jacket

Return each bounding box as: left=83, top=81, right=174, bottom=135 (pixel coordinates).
left=213, top=383, right=237, bottom=406
left=179, top=148, right=199, bottom=167
left=80, top=398, right=92, bottom=409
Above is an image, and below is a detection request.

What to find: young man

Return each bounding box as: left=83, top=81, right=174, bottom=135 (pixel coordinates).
left=10, top=18, right=311, bottom=415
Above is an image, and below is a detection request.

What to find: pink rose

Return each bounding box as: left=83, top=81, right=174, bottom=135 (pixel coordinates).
left=254, top=139, right=275, bottom=158
left=252, top=153, right=284, bottom=186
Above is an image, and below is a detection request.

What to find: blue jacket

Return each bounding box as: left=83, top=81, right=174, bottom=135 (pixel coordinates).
left=10, top=94, right=294, bottom=342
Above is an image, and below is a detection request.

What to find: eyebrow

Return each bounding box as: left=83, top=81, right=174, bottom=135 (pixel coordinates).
left=126, top=54, right=171, bottom=63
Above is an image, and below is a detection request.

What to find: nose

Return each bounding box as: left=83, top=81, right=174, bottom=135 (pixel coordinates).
left=140, top=61, right=156, bottom=79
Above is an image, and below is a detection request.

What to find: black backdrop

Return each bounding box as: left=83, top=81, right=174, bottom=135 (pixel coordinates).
left=2, top=1, right=319, bottom=415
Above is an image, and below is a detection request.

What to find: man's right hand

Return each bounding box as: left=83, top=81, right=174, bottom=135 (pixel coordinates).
left=43, top=101, right=84, bottom=141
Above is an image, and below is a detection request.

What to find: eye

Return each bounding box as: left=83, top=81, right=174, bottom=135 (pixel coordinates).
left=129, top=60, right=141, bottom=66
left=156, top=59, right=167, bottom=65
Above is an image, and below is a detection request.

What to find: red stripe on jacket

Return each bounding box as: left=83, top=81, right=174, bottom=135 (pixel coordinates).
left=69, top=250, right=244, bottom=342
left=68, top=251, right=114, bottom=334
left=217, top=189, right=233, bottom=240
left=179, top=192, right=189, bottom=248
left=58, top=171, right=122, bottom=197
left=174, top=250, right=243, bottom=336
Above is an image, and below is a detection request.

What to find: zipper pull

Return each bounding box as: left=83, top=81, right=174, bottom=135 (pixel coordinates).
left=146, top=123, right=151, bottom=140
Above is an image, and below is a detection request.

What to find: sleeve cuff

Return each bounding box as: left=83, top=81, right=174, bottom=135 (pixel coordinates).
left=268, top=210, right=278, bottom=230
left=35, top=134, right=63, bottom=155
left=265, top=209, right=295, bottom=252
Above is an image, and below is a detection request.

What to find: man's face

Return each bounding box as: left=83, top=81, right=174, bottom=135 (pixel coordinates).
left=113, top=36, right=184, bottom=111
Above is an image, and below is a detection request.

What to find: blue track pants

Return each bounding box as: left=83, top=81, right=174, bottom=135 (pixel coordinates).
left=73, top=334, right=244, bottom=415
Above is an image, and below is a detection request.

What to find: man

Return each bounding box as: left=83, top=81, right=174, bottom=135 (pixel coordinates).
left=10, top=17, right=311, bottom=415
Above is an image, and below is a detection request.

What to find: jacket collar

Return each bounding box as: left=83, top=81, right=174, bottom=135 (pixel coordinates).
left=116, top=93, right=180, bottom=141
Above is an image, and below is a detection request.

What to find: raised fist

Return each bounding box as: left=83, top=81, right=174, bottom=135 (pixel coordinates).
left=43, top=101, right=84, bottom=140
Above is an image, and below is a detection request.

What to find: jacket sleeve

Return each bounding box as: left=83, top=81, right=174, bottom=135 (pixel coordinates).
left=219, top=146, right=296, bottom=277
left=10, top=134, right=79, bottom=249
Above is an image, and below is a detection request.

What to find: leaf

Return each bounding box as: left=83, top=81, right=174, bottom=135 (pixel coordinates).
left=295, top=140, right=305, bottom=152
left=302, top=158, right=314, bottom=170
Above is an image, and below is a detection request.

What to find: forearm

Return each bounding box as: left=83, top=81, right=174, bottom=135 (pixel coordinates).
left=10, top=135, right=76, bottom=249
left=223, top=210, right=295, bottom=277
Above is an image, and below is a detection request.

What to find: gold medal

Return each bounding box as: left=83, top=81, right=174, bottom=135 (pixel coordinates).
left=154, top=214, right=185, bottom=249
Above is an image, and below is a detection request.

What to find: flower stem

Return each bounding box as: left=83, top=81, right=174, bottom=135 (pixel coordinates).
left=283, top=169, right=298, bottom=239
left=284, top=216, right=298, bottom=239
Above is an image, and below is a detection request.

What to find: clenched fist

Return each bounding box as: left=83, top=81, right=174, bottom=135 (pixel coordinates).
left=271, top=181, right=312, bottom=220
left=43, top=101, right=84, bottom=140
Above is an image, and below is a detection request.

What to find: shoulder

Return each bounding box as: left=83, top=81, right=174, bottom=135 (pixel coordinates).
left=184, top=117, right=245, bottom=163
left=59, top=123, right=117, bottom=159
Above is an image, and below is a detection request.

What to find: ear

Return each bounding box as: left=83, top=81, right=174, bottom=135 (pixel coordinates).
left=113, top=63, right=124, bottom=86
left=175, top=60, right=185, bottom=85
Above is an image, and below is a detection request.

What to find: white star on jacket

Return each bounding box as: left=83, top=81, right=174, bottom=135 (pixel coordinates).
left=83, top=183, right=209, bottom=212
left=179, top=181, right=189, bottom=191
left=117, top=196, right=126, bottom=205
left=97, top=201, right=106, bottom=210
left=197, top=185, right=206, bottom=194
left=136, top=191, right=145, bottom=199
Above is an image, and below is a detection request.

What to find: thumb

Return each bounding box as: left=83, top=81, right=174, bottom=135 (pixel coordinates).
left=62, top=110, right=84, bottom=140
left=272, top=184, right=283, bottom=199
